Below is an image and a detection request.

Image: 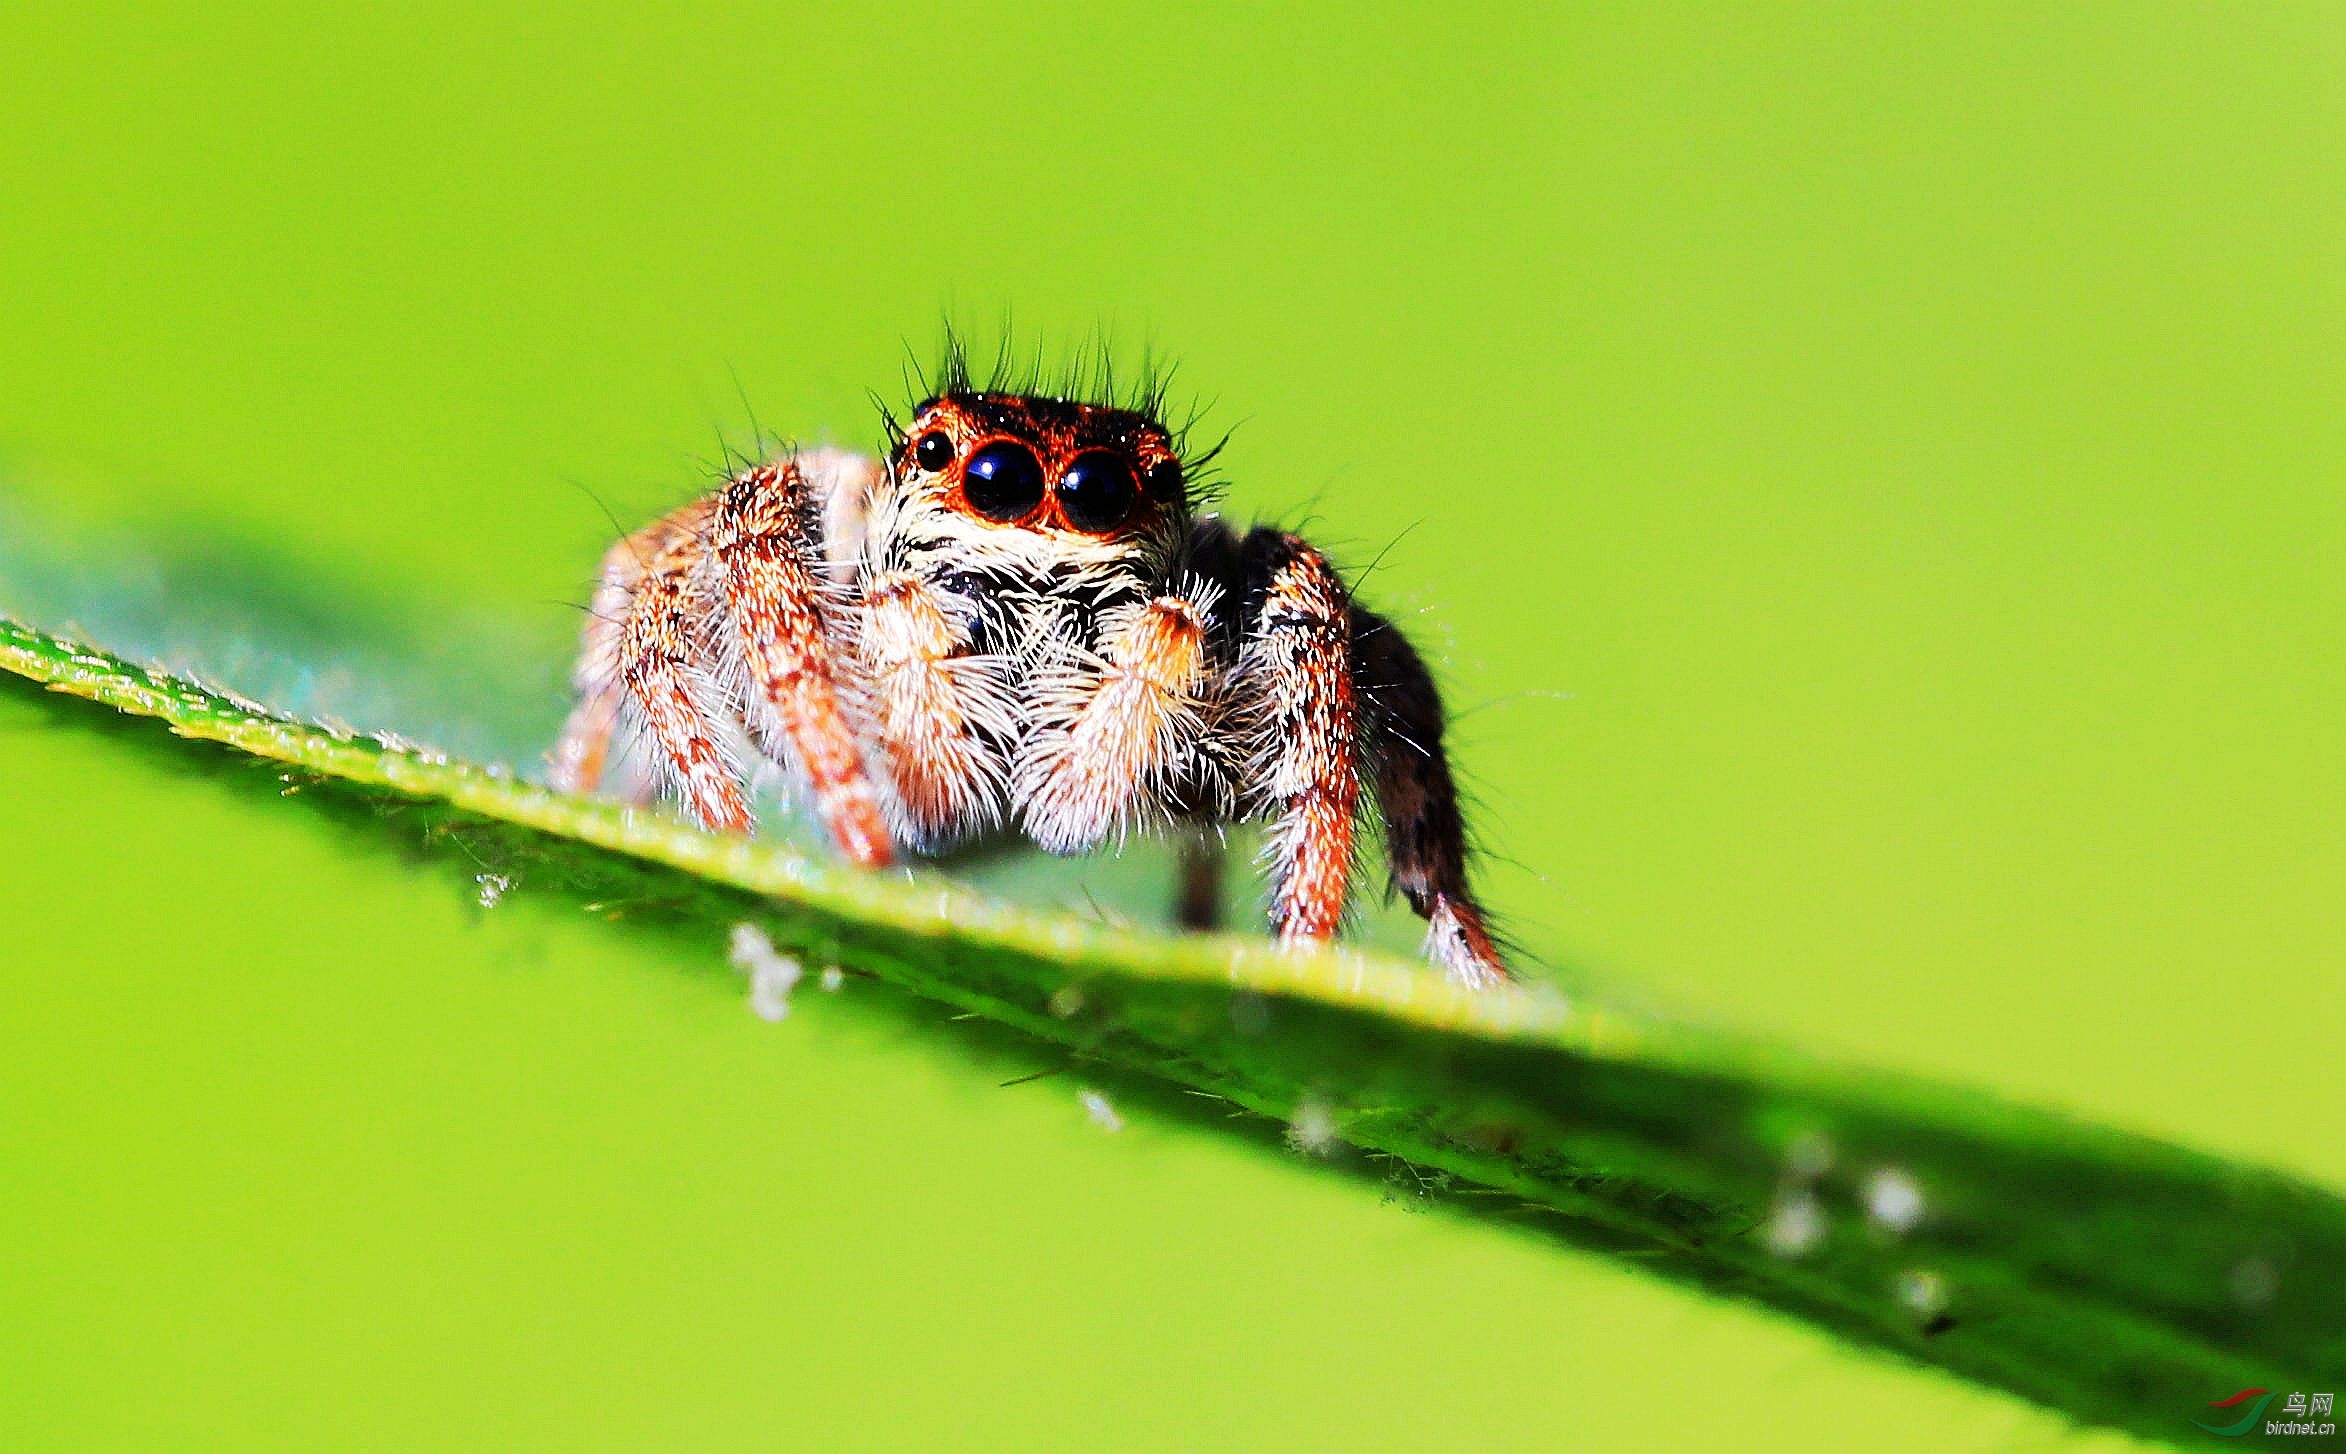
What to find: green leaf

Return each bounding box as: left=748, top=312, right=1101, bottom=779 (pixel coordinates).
left=3, top=611, right=2336, bottom=1448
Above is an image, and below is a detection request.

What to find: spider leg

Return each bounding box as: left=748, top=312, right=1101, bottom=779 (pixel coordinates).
left=1353, top=606, right=1511, bottom=987
left=858, top=569, right=1015, bottom=851
left=708, top=460, right=894, bottom=867
left=1174, top=822, right=1226, bottom=931
left=1234, top=533, right=1361, bottom=949
left=551, top=509, right=701, bottom=802
left=1015, top=591, right=1218, bottom=855
left=598, top=499, right=758, bottom=832
left=551, top=677, right=628, bottom=799
left=1221, top=525, right=1509, bottom=986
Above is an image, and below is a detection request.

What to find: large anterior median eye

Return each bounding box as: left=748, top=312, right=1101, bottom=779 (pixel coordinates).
left=962, top=440, right=1046, bottom=521
left=1057, top=450, right=1138, bottom=532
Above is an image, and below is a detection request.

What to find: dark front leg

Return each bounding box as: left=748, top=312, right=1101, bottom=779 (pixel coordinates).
left=1352, top=606, right=1510, bottom=986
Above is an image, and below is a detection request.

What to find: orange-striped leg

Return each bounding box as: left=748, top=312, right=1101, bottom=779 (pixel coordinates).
left=1017, top=594, right=1217, bottom=855
left=1353, top=607, right=1511, bottom=987
left=552, top=606, right=629, bottom=798
left=857, top=570, right=1016, bottom=852
left=613, top=506, right=754, bottom=833
left=707, top=462, right=894, bottom=868
left=553, top=502, right=717, bottom=808
left=1239, top=537, right=1361, bottom=949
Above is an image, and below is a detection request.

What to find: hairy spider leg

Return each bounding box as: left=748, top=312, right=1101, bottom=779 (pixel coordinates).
left=858, top=568, right=1014, bottom=850
left=611, top=503, right=757, bottom=833
left=708, top=461, right=894, bottom=867
left=1237, top=533, right=1362, bottom=949
left=1354, top=608, right=1510, bottom=987
left=1016, top=593, right=1217, bottom=854
left=552, top=502, right=716, bottom=806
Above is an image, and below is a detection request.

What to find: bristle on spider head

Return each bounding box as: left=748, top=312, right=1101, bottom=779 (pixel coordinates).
left=895, top=319, right=1229, bottom=508
left=911, top=319, right=1171, bottom=416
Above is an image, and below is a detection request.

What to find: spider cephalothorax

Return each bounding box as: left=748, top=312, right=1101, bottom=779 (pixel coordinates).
left=552, top=364, right=1511, bottom=986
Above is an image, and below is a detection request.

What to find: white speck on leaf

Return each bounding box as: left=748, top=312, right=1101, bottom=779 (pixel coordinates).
left=727, top=922, right=802, bottom=1023
left=1286, top=1097, right=1339, bottom=1156
left=1079, top=1088, right=1123, bottom=1133
left=1864, top=1167, right=1925, bottom=1235
left=819, top=965, right=845, bottom=993
left=1765, top=1189, right=1825, bottom=1258
left=474, top=872, right=513, bottom=908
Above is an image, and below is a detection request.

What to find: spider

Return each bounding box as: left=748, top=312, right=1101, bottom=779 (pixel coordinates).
left=549, top=358, right=1510, bottom=987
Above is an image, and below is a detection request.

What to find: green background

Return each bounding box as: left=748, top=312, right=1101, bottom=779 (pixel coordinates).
left=3, top=4, right=2340, bottom=1449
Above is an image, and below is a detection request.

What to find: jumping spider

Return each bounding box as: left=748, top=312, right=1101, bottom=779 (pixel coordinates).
left=550, top=362, right=1510, bottom=987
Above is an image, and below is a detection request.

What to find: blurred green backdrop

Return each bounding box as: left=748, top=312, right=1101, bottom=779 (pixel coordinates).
left=2, top=4, right=2340, bottom=1449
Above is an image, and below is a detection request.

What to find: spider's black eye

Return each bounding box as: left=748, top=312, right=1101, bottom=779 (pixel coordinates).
left=1145, top=459, right=1184, bottom=497
left=1057, top=450, right=1139, bottom=532
left=962, top=440, right=1047, bottom=521
left=913, top=431, right=954, bottom=472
